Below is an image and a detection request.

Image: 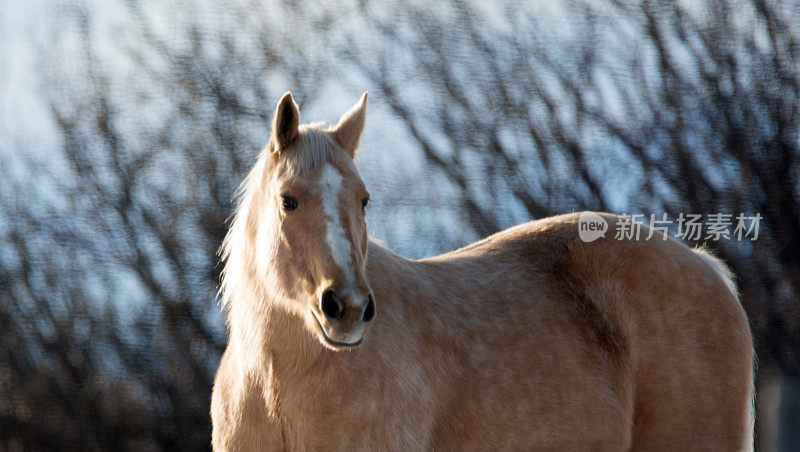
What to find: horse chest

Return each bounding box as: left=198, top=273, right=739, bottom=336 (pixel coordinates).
left=274, top=363, right=435, bottom=450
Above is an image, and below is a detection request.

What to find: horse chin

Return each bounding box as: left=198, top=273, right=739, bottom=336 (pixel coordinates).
left=310, top=312, right=364, bottom=351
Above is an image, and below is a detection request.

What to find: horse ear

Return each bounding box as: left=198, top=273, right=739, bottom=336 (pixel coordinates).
left=330, top=92, right=367, bottom=157
left=272, top=92, right=300, bottom=153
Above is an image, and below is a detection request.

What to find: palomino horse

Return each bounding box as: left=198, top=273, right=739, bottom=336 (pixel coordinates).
left=211, top=92, right=754, bottom=450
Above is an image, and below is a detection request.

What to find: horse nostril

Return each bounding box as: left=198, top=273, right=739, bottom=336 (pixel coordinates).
left=363, top=295, right=375, bottom=322
left=321, top=290, right=341, bottom=320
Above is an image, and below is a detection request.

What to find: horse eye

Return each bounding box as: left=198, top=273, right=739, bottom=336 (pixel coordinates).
left=281, top=195, right=298, bottom=211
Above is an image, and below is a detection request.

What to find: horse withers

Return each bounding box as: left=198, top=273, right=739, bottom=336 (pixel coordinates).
left=211, top=92, right=754, bottom=450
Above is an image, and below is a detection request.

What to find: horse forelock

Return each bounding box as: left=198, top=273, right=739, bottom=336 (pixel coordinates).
left=278, top=124, right=334, bottom=175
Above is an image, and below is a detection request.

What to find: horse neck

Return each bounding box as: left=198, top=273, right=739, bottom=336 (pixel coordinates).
left=228, top=297, right=326, bottom=380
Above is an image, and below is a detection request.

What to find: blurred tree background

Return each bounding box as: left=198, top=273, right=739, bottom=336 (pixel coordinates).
left=0, top=0, right=798, bottom=449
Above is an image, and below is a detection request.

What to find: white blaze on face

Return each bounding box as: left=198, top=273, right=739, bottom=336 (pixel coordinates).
left=319, top=164, right=354, bottom=284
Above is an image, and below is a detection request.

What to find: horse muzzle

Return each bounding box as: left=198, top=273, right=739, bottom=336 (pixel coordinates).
left=313, top=287, right=375, bottom=348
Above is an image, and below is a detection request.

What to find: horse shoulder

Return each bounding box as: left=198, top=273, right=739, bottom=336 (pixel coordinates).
left=211, top=346, right=282, bottom=451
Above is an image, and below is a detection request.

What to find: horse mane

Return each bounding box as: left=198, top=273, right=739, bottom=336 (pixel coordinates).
left=218, top=124, right=334, bottom=312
